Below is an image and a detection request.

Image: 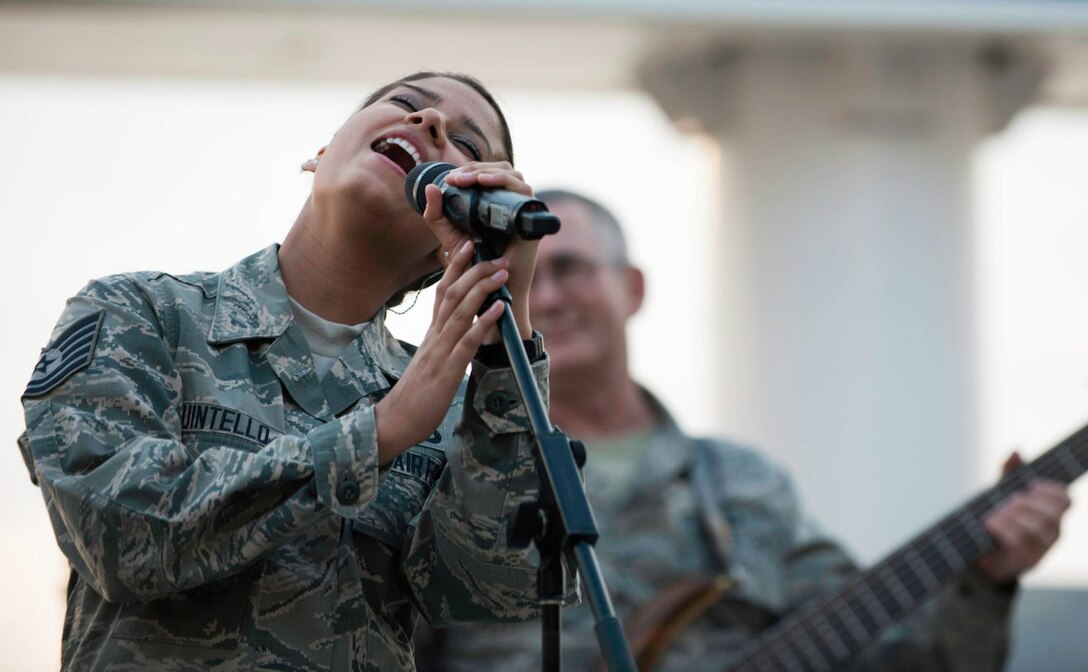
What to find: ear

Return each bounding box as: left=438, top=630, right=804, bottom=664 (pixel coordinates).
left=300, top=146, right=327, bottom=173
left=622, top=266, right=645, bottom=318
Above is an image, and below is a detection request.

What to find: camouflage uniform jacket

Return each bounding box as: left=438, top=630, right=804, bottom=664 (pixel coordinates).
left=415, top=391, right=1015, bottom=672
left=19, top=245, right=558, bottom=671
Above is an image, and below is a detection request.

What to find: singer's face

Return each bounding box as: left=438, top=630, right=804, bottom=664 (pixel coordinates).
left=313, top=76, right=507, bottom=237
left=529, top=202, right=641, bottom=376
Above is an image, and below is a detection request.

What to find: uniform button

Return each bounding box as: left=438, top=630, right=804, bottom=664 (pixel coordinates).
left=336, top=479, right=360, bottom=505
left=486, top=391, right=519, bottom=415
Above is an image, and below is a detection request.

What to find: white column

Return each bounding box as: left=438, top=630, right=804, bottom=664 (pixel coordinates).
left=641, top=40, right=1043, bottom=560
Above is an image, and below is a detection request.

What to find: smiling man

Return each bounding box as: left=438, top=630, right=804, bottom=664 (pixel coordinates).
left=414, top=189, right=1072, bottom=672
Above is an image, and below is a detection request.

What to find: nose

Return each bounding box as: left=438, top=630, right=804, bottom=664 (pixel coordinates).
left=407, top=107, right=447, bottom=149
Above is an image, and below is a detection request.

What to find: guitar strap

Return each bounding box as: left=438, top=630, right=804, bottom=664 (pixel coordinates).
left=690, top=438, right=734, bottom=576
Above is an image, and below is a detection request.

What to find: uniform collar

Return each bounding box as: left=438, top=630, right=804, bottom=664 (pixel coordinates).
left=336, top=316, right=414, bottom=385
left=209, top=244, right=293, bottom=345
left=207, top=245, right=414, bottom=418
left=632, top=387, right=702, bottom=490
left=208, top=246, right=407, bottom=367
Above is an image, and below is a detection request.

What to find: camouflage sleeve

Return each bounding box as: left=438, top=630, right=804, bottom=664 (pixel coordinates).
left=21, top=276, right=382, bottom=603
left=401, top=357, right=578, bottom=626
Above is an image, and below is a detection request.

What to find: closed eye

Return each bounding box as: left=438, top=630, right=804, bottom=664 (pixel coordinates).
left=452, top=135, right=482, bottom=161
left=388, top=94, right=421, bottom=112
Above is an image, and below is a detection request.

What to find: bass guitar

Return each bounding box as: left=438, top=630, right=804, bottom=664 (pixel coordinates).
left=630, top=421, right=1088, bottom=672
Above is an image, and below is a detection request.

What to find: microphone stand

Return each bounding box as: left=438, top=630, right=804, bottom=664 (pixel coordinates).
left=474, top=241, right=636, bottom=672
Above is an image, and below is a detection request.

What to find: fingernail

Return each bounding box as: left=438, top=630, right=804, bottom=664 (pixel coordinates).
left=491, top=269, right=508, bottom=280
left=490, top=258, right=508, bottom=267
left=460, top=240, right=472, bottom=254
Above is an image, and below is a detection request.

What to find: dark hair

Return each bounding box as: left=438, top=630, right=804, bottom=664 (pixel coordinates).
left=536, top=189, right=630, bottom=265
left=371, top=72, right=514, bottom=309
left=361, top=71, right=514, bottom=166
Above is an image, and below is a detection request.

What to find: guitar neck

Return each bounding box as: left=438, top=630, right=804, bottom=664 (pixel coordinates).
left=727, top=421, right=1088, bottom=672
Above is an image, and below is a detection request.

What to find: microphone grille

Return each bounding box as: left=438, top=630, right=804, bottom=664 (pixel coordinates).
left=404, top=162, right=455, bottom=214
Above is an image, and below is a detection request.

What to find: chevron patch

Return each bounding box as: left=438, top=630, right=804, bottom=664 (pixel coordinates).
left=24, top=311, right=105, bottom=397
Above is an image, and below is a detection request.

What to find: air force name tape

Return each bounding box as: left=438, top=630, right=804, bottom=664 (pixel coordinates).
left=180, top=402, right=281, bottom=447
left=391, top=449, right=445, bottom=485
left=24, top=311, right=105, bottom=398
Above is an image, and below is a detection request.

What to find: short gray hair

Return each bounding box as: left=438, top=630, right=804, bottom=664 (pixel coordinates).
left=535, top=189, right=629, bottom=265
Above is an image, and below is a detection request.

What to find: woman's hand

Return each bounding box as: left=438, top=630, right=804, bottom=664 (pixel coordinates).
left=374, top=239, right=512, bottom=463
left=422, top=161, right=539, bottom=342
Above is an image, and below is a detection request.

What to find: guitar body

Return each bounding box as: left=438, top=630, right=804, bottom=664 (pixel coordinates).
left=592, top=574, right=779, bottom=672
left=618, top=575, right=733, bottom=672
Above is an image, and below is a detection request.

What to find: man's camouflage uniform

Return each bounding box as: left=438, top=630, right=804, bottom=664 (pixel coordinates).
left=415, top=392, right=1015, bottom=672
left=19, top=245, right=560, bottom=671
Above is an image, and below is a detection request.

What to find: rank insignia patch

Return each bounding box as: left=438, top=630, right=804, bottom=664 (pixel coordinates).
left=24, top=311, right=105, bottom=397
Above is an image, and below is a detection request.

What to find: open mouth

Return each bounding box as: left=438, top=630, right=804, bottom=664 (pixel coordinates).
left=372, top=136, right=421, bottom=174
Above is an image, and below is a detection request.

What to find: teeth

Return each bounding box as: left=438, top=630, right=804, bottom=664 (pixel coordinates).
left=386, top=137, right=421, bottom=166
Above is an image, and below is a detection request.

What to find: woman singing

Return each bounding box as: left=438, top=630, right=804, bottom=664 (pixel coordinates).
left=19, top=71, right=558, bottom=671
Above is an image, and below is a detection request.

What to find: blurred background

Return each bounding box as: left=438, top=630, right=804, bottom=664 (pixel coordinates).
left=3, top=1, right=1088, bottom=670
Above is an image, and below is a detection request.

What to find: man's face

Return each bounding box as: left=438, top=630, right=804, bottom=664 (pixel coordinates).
left=529, top=201, right=641, bottom=377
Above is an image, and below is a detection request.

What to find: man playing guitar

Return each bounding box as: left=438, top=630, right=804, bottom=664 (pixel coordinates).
left=415, top=189, right=1072, bottom=672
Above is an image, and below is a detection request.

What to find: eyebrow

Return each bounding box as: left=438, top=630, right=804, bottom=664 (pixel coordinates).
left=400, top=83, right=494, bottom=159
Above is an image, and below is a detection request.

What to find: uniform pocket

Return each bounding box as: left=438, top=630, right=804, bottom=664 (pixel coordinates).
left=111, top=563, right=260, bottom=651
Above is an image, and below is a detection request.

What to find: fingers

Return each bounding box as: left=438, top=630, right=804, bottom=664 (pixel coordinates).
left=422, top=183, right=462, bottom=247
left=990, top=498, right=1058, bottom=550
left=977, top=479, right=1072, bottom=581
left=432, top=240, right=473, bottom=319
left=422, top=183, right=447, bottom=226
left=378, top=240, right=508, bottom=460
left=429, top=238, right=511, bottom=338
left=1000, top=451, right=1024, bottom=476
left=996, top=481, right=1072, bottom=527
left=440, top=239, right=473, bottom=280
left=445, top=160, right=516, bottom=175
left=985, top=481, right=1071, bottom=555
left=443, top=163, right=531, bottom=196
left=1022, top=482, right=1073, bottom=545
left=450, top=301, right=504, bottom=360
left=434, top=255, right=509, bottom=331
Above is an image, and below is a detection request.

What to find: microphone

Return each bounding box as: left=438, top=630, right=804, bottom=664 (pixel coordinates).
left=404, top=162, right=560, bottom=241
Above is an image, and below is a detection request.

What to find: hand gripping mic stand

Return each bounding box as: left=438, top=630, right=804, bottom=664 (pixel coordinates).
left=475, top=240, right=636, bottom=672
left=403, top=162, right=636, bottom=672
